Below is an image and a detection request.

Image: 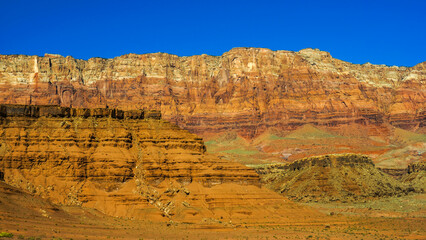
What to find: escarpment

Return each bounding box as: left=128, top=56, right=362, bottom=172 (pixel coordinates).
left=0, top=48, right=424, bottom=140
left=257, top=154, right=409, bottom=202
left=0, top=104, right=316, bottom=222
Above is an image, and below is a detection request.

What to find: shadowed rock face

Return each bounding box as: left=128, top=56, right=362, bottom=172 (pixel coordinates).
left=0, top=104, right=160, bottom=119
left=0, top=48, right=424, bottom=139
left=0, top=105, right=317, bottom=222
left=257, top=154, right=409, bottom=202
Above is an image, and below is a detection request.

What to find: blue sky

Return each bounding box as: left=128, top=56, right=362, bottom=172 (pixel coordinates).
left=1, top=0, right=425, bottom=66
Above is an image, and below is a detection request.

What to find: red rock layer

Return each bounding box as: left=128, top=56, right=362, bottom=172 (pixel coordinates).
left=0, top=48, right=424, bottom=138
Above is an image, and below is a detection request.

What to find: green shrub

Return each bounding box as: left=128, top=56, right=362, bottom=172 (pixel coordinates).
left=0, top=232, right=13, bottom=238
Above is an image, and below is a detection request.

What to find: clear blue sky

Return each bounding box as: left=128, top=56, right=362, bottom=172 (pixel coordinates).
left=1, top=0, right=425, bottom=66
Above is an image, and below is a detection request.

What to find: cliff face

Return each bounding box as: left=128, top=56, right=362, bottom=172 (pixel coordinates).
left=0, top=104, right=316, bottom=222
left=0, top=48, right=424, bottom=139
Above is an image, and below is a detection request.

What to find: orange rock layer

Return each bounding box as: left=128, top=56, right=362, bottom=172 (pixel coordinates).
left=0, top=104, right=316, bottom=222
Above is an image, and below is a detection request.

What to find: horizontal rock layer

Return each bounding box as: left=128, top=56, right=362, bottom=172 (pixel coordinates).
left=0, top=105, right=316, bottom=222
left=0, top=104, right=160, bottom=119
left=0, top=48, right=424, bottom=138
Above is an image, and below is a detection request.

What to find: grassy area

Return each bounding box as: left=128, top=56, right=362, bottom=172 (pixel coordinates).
left=205, top=132, right=264, bottom=163
left=283, top=124, right=340, bottom=140
left=393, top=128, right=426, bottom=143
left=204, top=140, right=217, bottom=145
left=303, top=193, right=426, bottom=216
left=222, top=148, right=258, bottom=155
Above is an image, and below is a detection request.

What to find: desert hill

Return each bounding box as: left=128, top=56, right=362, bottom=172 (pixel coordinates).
left=256, top=154, right=410, bottom=202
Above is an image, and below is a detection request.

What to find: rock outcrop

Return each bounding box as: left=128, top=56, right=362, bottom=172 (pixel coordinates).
left=402, top=161, right=425, bottom=193
left=0, top=48, right=424, bottom=140
left=0, top=104, right=317, bottom=222
left=256, top=154, right=409, bottom=202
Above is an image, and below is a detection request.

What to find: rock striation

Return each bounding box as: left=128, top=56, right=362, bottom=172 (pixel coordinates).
left=0, top=104, right=316, bottom=222
left=0, top=48, right=424, bottom=139
left=0, top=104, right=160, bottom=119
left=256, top=154, right=409, bottom=202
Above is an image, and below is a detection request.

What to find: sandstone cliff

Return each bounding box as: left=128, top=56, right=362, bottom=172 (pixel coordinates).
left=0, top=48, right=424, bottom=139
left=0, top=104, right=317, bottom=222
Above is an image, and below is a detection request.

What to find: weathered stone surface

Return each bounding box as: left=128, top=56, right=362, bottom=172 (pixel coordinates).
left=0, top=48, right=424, bottom=139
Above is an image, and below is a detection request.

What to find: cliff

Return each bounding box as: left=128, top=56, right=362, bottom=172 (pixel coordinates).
left=0, top=48, right=424, bottom=139
left=0, top=104, right=317, bottom=222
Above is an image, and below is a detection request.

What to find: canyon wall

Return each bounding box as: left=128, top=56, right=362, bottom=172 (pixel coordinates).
left=0, top=48, right=424, bottom=138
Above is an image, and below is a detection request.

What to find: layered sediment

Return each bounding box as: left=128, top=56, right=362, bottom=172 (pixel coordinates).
left=0, top=48, right=424, bottom=139
left=0, top=104, right=315, bottom=222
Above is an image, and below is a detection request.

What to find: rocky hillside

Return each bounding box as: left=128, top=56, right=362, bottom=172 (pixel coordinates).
left=0, top=48, right=424, bottom=139
left=257, top=154, right=409, bottom=202
left=0, top=104, right=317, bottom=223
